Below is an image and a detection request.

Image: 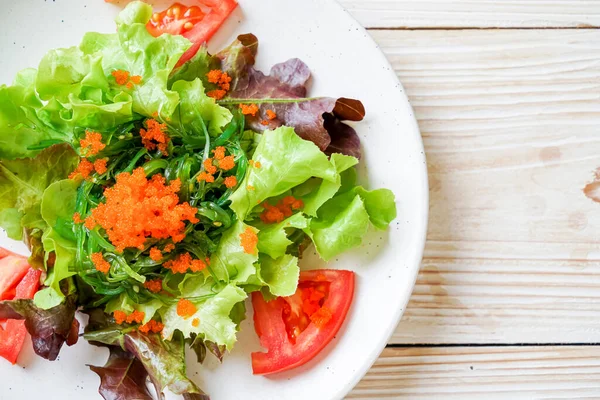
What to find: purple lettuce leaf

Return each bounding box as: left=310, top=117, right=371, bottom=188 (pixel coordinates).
left=219, top=34, right=364, bottom=157
left=0, top=294, right=77, bottom=360
left=89, top=346, right=154, bottom=400
left=84, top=309, right=209, bottom=400
left=124, top=331, right=209, bottom=400
left=172, top=33, right=365, bottom=157
left=323, top=113, right=362, bottom=159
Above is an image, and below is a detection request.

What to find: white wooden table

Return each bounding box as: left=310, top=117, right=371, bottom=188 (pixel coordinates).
left=343, top=1, right=600, bottom=398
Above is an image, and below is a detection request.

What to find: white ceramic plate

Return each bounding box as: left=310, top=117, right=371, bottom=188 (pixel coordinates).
left=0, top=1, right=428, bottom=399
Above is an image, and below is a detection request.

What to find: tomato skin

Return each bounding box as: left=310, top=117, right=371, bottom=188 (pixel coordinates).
left=251, top=269, right=355, bottom=375
left=15, top=268, right=42, bottom=299
left=0, top=256, right=30, bottom=300
left=0, top=265, right=41, bottom=364
left=145, top=0, right=238, bottom=68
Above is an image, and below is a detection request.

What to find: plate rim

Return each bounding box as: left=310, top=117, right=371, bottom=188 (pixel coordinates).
left=0, top=1, right=429, bottom=398
left=328, top=1, right=429, bottom=398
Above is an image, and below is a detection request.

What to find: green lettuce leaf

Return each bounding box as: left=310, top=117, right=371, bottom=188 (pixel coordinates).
left=104, top=292, right=164, bottom=324
left=229, top=126, right=337, bottom=219
left=171, top=78, right=232, bottom=136
left=35, top=179, right=80, bottom=309
left=354, top=187, right=397, bottom=230
left=259, top=254, right=300, bottom=297
left=308, top=194, right=370, bottom=261
left=36, top=47, right=108, bottom=102
left=161, top=284, right=247, bottom=350
left=0, top=70, right=69, bottom=159
left=0, top=144, right=78, bottom=243
left=256, top=213, right=308, bottom=259
left=168, top=46, right=219, bottom=88
left=0, top=208, right=23, bottom=240
left=79, top=2, right=191, bottom=119
left=209, top=220, right=259, bottom=283
left=295, top=153, right=358, bottom=217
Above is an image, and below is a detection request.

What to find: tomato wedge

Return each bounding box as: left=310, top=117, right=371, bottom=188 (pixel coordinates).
left=146, top=0, right=238, bottom=67
left=0, top=256, right=30, bottom=300
left=251, top=269, right=355, bottom=375
left=0, top=266, right=41, bottom=364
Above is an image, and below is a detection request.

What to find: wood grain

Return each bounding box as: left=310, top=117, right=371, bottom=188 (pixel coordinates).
left=349, top=346, right=600, bottom=399
left=367, top=29, right=600, bottom=343
left=339, top=0, right=600, bottom=28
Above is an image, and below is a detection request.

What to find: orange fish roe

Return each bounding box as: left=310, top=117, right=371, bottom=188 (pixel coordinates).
left=197, top=172, right=215, bottom=183
left=203, top=158, right=217, bottom=174
left=282, top=195, right=304, bottom=210
left=80, top=131, right=105, bottom=157
left=213, top=146, right=226, bottom=161
left=239, top=103, right=259, bottom=117
left=207, top=90, right=227, bottom=100
left=126, top=310, right=145, bottom=324
left=73, top=212, right=83, bottom=224
left=309, top=306, right=333, bottom=328
left=111, top=70, right=130, bottom=85
left=191, top=318, right=200, bottom=327
left=163, top=243, right=175, bottom=253
left=112, top=70, right=142, bottom=88
left=84, top=215, right=97, bottom=230
left=69, top=158, right=94, bottom=180
left=260, top=203, right=285, bottom=224
left=91, top=252, right=111, bottom=274
left=218, top=155, right=235, bottom=171
left=139, top=320, right=164, bottom=334
left=93, top=158, right=108, bottom=175
left=260, top=196, right=304, bottom=224
left=266, top=109, right=277, bottom=120
left=164, top=252, right=207, bottom=274
left=140, top=119, right=170, bottom=155
left=113, top=310, right=128, bottom=325
left=224, top=175, right=237, bottom=189
left=207, top=70, right=222, bottom=84
left=87, top=168, right=198, bottom=252
left=239, top=227, right=258, bottom=254
left=144, top=279, right=163, bottom=293
left=247, top=185, right=255, bottom=191
left=218, top=72, right=232, bottom=91
left=149, top=247, right=163, bottom=261
left=254, top=161, right=262, bottom=168
left=206, top=70, right=232, bottom=91
left=260, top=120, right=269, bottom=126
left=177, top=299, right=197, bottom=319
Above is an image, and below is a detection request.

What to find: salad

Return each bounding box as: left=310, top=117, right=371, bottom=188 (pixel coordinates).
left=0, top=1, right=397, bottom=399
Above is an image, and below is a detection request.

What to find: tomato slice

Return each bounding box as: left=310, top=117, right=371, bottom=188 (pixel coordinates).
left=145, top=0, right=238, bottom=68
left=0, top=266, right=41, bottom=364
left=251, top=269, right=355, bottom=375
left=0, top=256, right=30, bottom=300
left=0, top=247, right=17, bottom=259
left=146, top=3, right=206, bottom=37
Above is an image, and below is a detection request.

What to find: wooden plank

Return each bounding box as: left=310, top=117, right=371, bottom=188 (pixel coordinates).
left=367, top=29, right=600, bottom=343
left=339, top=0, right=600, bottom=28
left=349, top=346, right=600, bottom=399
